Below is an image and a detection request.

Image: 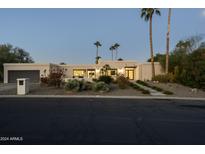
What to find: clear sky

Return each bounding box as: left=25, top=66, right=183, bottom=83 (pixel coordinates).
left=0, top=8, right=204, bottom=64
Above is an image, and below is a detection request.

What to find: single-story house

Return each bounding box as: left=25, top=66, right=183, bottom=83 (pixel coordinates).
left=3, top=59, right=164, bottom=83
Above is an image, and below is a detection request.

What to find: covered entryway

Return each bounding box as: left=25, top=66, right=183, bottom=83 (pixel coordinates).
left=125, top=67, right=135, bottom=80
left=8, top=70, right=40, bottom=83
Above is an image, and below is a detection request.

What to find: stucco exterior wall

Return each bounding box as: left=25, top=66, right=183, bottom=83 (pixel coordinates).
left=139, top=62, right=164, bottom=81
left=3, top=60, right=164, bottom=83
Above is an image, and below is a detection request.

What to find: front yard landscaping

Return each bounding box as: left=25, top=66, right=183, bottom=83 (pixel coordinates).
left=1, top=74, right=205, bottom=97
left=136, top=80, right=174, bottom=95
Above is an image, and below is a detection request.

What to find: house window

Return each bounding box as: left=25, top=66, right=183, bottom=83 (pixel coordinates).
left=73, top=69, right=86, bottom=78
left=107, top=69, right=117, bottom=76
left=19, top=80, right=24, bottom=85
left=111, top=70, right=116, bottom=75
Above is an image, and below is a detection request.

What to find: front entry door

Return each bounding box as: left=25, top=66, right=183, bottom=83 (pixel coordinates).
left=125, top=70, right=134, bottom=80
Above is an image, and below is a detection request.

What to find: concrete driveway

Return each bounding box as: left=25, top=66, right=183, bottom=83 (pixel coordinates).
left=0, top=83, right=16, bottom=92
left=0, top=97, right=205, bottom=144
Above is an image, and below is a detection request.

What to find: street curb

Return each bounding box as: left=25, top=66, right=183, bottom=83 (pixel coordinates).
left=0, top=95, right=205, bottom=101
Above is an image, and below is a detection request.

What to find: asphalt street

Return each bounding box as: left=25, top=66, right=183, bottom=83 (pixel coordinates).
left=0, top=97, right=205, bottom=144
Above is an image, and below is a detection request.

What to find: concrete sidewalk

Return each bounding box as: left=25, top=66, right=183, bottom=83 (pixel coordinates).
left=0, top=94, right=205, bottom=101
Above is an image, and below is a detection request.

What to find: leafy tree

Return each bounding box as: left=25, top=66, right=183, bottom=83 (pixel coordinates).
left=150, top=36, right=205, bottom=89
left=59, top=62, right=66, bottom=65
left=118, top=58, right=123, bottom=61
left=13, top=47, right=33, bottom=63
left=0, top=44, right=33, bottom=81
left=140, top=8, right=161, bottom=78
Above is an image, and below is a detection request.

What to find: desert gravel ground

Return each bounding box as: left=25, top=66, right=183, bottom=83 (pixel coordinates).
left=146, top=82, right=205, bottom=98
left=1, top=82, right=205, bottom=98
left=0, top=83, right=144, bottom=96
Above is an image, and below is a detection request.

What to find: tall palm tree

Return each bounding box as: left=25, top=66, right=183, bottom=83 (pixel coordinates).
left=94, top=41, right=102, bottom=64
left=165, top=8, right=172, bottom=74
left=113, top=43, right=120, bottom=60
left=109, top=45, right=115, bottom=60
left=140, top=8, right=161, bottom=78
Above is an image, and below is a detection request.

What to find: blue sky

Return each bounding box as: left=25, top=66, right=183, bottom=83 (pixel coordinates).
left=0, top=8, right=204, bottom=64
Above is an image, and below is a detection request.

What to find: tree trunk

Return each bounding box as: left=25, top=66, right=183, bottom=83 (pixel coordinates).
left=96, top=46, right=98, bottom=64
left=149, top=16, right=155, bottom=78
left=166, top=8, right=171, bottom=74
left=115, top=49, right=118, bottom=60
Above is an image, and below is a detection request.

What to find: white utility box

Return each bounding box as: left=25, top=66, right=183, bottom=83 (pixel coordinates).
left=17, top=78, right=30, bottom=95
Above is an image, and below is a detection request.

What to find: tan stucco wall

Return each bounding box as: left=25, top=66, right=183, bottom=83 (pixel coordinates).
left=3, top=63, right=50, bottom=83
left=60, top=60, right=140, bottom=79
left=3, top=60, right=164, bottom=83
left=139, top=62, right=164, bottom=81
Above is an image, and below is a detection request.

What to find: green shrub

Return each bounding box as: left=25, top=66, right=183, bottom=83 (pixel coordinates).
left=92, top=81, right=110, bottom=92
left=163, top=90, right=173, bottom=95
left=151, top=86, right=163, bottom=92
left=65, top=79, right=93, bottom=92
left=65, top=79, right=81, bottom=91
left=152, top=73, right=175, bottom=83
left=82, top=81, right=93, bottom=90
left=92, top=78, right=98, bottom=82
left=129, top=82, right=138, bottom=89
left=98, top=75, right=113, bottom=84
left=129, top=82, right=150, bottom=94
left=142, top=90, right=150, bottom=94
left=116, top=75, right=129, bottom=89
left=136, top=80, right=149, bottom=86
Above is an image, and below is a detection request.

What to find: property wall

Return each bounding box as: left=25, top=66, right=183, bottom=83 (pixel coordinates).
left=135, top=66, right=140, bottom=80
left=139, top=62, right=164, bottom=81
left=3, top=64, right=50, bottom=83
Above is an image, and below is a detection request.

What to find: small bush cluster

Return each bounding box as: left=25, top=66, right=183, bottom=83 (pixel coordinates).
left=129, top=82, right=150, bottom=94
left=64, top=79, right=92, bottom=92
left=152, top=73, right=175, bottom=83
left=41, top=77, right=49, bottom=85
left=136, top=80, right=149, bottom=86
left=41, top=71, right=64, bottom=87
left=92, top=81, right=110, bottom=92
left=98, top=75, right=113, bottom=84
left=64, top=79, right=110, bottom=93
left=116, top=75, right=129, bottom=89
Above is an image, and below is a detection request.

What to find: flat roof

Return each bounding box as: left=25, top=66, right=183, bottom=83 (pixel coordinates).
left=3, top=63, right=51, bottom=66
